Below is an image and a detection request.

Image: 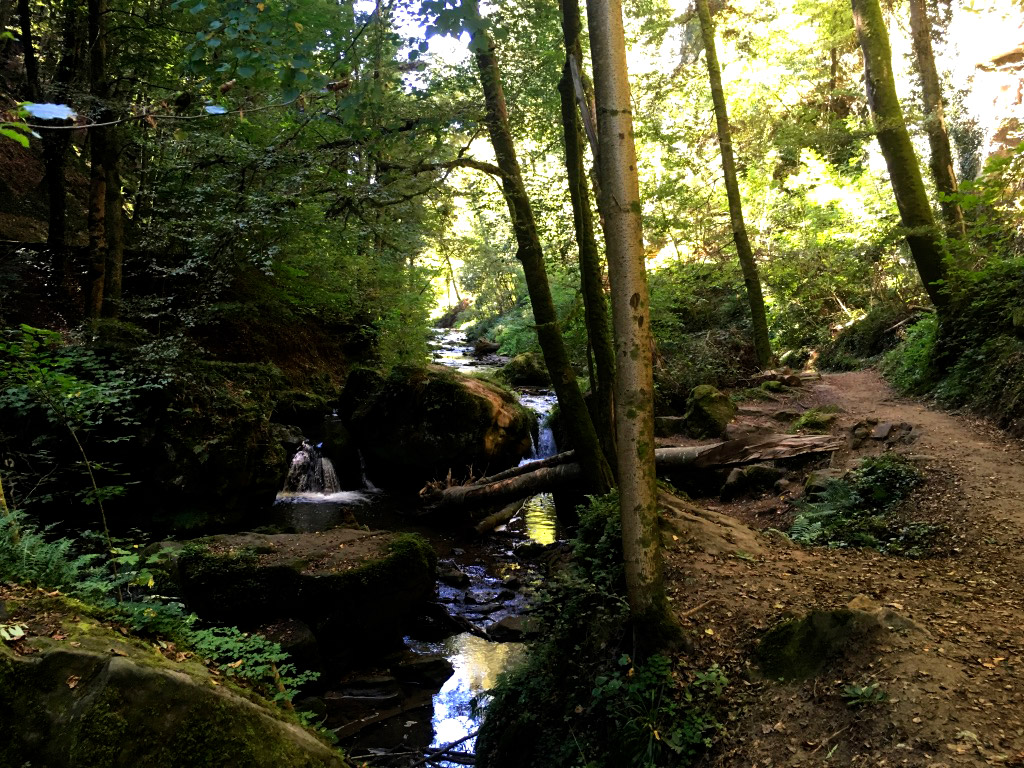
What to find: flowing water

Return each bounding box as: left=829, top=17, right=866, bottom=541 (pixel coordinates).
left=267, top=329, right=560, bottom=765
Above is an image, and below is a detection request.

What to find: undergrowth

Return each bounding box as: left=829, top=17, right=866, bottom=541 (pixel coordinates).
left=882, top=259, right=1024, bottom=435
left=0, top=510, right=319, bottom=714
left=788, top=453, right=938, bottom=557
left=476, top=492, right=728, bottom=768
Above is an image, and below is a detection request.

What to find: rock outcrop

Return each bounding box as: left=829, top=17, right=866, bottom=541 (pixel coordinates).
left=172, top=529, right=437, bottom=667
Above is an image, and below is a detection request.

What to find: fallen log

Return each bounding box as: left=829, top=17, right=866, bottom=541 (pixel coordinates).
left=423, top=433, right=841, bottom=511
left=661, top=432, right=843, bottom=469
left=430, top=463, right=584, bottom=510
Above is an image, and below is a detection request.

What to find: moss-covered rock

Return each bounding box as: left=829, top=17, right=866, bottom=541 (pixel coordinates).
left=755, top=599, right=927, bottom=681
left=344, top=365, right=535, bottom=490
left=683, top=385, right=737, bottom=439
left=499, top=353, right=550, bottom=386
left=174, top=530, right=436, bottom=665
left=0, top=599, right=346, bottom=768
left=755, top=609, right=880, bottom=680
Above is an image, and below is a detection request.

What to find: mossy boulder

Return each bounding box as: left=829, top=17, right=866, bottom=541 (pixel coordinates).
left=754, top=597, right=925, bottom=681
left=500, top=353, right=551, bottom=386
left=683, top=385, right=737, bottom=439
left=344, top=365, right=535, bottom=490
left=173, top=530, right=437, bottom=665
left=0, top=595, right=345, bottom=768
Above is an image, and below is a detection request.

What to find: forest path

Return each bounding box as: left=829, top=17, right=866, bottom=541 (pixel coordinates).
left=663, top=368, right=1024, bottom=768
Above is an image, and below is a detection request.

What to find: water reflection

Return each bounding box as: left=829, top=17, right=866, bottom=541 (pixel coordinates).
left=521, top=493, right=558, bottom=545
left=431, top=634, right=524, bottom=762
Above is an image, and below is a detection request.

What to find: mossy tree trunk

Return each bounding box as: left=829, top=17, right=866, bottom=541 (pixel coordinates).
left=584, top=0, right=676, bottom=648
left=558, top=0, right=617, bottom=467
left=695, top=0, right=772, bottom=370
left=908, top=0, right=966, bottom=239
left=852, top=0, right=950, bottom=315
left=469, top=9, right=614, bottom=495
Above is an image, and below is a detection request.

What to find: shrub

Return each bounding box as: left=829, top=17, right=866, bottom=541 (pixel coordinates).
left=881, top=312, right=939, bottom=396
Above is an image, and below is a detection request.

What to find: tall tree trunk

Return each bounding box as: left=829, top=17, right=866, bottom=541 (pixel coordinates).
left=17, top=0, right=39, bottom=101
left=908, top=0, right=965, bottom=238
left=87, top=0, right=108, bottom=320
left=695, top=0, right=772, bottom=370
left=45, top=0, right=79, bottom=292
left=468, top=8, right=614, bottom=495
left=852, top=0, right=950, bottom=315
left=585, top=0, right=676, bottom=648
left=558, top=0, right=617, bottom=467
left=102, top=134, right=124, bottom=318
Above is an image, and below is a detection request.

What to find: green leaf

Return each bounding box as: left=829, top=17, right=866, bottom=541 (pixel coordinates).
left=189, top=2, right=206, bottom=14
left=237, top=65, right=256, bottom=78
left=0, top=127, right=30, bottom=147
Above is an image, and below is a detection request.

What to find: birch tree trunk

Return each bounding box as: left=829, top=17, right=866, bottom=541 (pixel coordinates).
left=852, top=0, right=950, bottom=315
left=695, top=0, right=772, bottom=370
left=908, top=0, right=966, bottom=238
left=469, top=10, right=614, bottom=495
left=584, top=0, right=676, bottom=646
left=558, top=0, right=617, bottom=467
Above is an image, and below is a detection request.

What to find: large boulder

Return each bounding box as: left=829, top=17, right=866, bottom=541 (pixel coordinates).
left=500, top=352, right=551, bottom=387
left=173, top=529, right=436, bottom=665
left=0, top=594, right=346, bottom=768
left=344, top=365, right=534, bottom=489
left=683, top=385, right=737, bottom=439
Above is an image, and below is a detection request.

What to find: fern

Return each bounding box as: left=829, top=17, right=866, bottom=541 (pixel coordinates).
left=0, top=511, right=102, bottom=589
left=787, top=454, right=935, bottom=556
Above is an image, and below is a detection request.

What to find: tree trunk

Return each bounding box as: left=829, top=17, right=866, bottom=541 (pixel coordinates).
left=695, top=0, right=772, bottom=370
left=558, top=0, right=617, bottom=467
left=102, top=131, right=124, bottom=318
left=468, top=8, right=614, bottom=495
left=86, top=0, right=109, bottom=320
left=44, top=0, right=79, bottom=291
left=852, top=0, right=950, bottom=315
left=17, top=0, right=39, bottom=101
left=908, top=0, right=965, bottom=238
left=585, top=0, right=675, bottom=647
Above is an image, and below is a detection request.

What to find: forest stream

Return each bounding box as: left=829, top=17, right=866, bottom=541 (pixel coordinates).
left=268, top=329, right=559, bottom=765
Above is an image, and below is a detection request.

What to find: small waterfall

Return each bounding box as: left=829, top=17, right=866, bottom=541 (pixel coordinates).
left=283, top=441, right=341, bottom=494
left=518, top=390, right=558, bottom=464
left=532, top=421, right=557, bottom=460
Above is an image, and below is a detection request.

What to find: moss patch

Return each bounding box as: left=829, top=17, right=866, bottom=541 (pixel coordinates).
left=789, top=405, right=840, bottom=433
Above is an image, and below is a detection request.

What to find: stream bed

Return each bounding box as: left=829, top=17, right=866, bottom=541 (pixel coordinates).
left=267, top=329, right=561, bottom=765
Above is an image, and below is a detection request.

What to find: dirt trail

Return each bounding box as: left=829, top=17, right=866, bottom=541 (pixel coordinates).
left=663, top=369, right=1024, bottom=768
